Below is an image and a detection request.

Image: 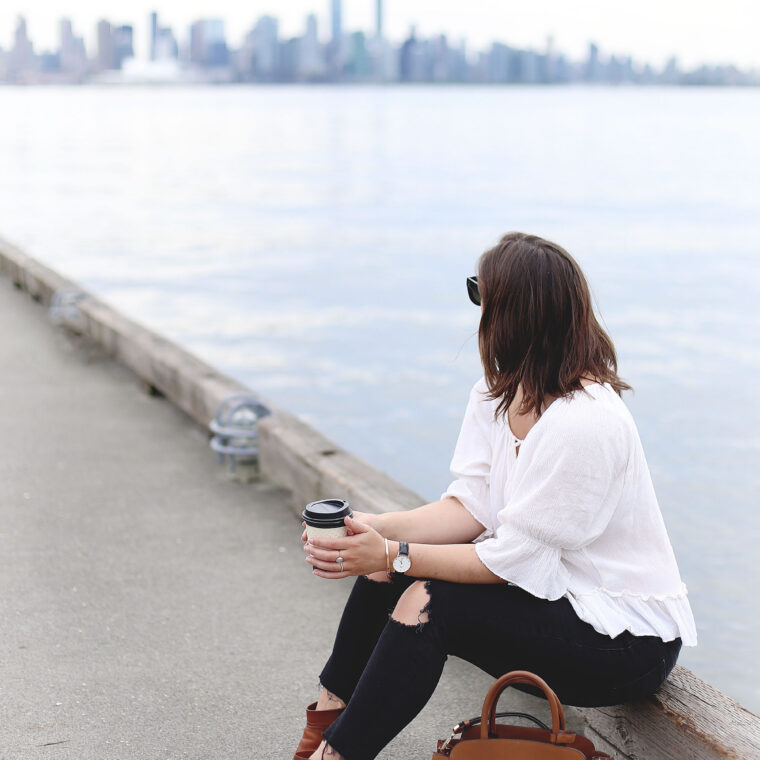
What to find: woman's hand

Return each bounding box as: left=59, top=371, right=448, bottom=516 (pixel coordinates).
left=303, top=515, right=386, bottom=579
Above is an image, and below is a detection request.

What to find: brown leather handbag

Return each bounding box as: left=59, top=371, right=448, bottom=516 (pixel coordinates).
left=432, top=671, right=612, bottom=759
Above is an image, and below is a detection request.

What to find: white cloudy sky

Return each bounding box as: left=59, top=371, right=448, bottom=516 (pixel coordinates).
left=2, top=0, right=758, bottom=69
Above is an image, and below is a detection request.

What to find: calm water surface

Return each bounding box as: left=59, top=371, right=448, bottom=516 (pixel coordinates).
left=1, top=85, right=758, bottom=711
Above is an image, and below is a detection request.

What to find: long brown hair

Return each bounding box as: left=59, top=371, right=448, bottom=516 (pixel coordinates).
left=477, top=232, right=631, bottom=421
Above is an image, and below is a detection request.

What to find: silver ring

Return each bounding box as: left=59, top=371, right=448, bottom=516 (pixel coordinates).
left=336, top=555, right=344, bottom=570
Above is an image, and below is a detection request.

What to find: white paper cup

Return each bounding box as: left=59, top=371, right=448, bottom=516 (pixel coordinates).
left=302, top=498, right=352, bottom=542
left=305, top=524, right=349, bottom=540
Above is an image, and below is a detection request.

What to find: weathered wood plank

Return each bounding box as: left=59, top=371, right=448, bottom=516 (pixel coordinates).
left=580, top=665, right=760, bottom=760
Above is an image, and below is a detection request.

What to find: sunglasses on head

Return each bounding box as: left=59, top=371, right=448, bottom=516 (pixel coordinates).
left=466, top=276, right=481, bottom=306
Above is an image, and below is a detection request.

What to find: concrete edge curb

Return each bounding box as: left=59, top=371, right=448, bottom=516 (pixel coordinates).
left=3, top=235, right=757, bottom=760
left=0, top=236, right=424, bottom=519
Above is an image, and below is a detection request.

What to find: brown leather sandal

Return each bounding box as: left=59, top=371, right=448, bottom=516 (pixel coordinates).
left=293, top=701, right=345, bottom=760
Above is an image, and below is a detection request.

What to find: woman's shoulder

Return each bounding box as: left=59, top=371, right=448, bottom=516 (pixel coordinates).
left=471, top=376, right=489, bottom=396
left=540, top=383, right=636, bottom=449
left=465, top=377, right=638, bottom=448
left=468, top=376, right=497, bottom=410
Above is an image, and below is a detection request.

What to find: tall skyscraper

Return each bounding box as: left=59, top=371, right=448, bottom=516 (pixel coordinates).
left=60, top=18, right=74, bottom=62
left=113, top=25, right=134, bottom=68
left=376, top=0, right=383, bottom=39
left=586, top=42, right=600, bottom=82
left=97, top=20, right=114, bottom=70
left=331, top=0, right=342, bottom=45
left=149, top=11, right=158, bottom=60
left=8, top=16, right=35, bottom=81
left=59, top=18, right=87, bottom=78
left=300, top=14, right=323, bottom=80
left=330, top=0, right=342, bottom=73
left=252, top=16, right=279, bottom=77
left=154, top=27, right=179, bottom=60
left=189, top=21, right=205, bottom=66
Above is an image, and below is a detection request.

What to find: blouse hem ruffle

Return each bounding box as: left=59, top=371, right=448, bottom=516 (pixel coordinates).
left=566, top=586, right=698, bottom=647
left=473, top=530, right=698, bottom=646
left=573, top=583, right=690, bottom=602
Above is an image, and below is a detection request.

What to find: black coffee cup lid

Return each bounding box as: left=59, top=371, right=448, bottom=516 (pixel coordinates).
left=302, top=498, right=352, bottom=529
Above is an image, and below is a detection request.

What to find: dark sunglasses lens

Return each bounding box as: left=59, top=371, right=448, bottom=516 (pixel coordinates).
left=467, top=277, right=481, bottom=306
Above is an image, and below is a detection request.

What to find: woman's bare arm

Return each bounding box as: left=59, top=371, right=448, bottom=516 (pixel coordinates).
left=307, top=518, right=506, bottom=584
left=371, top=497, right=486, bottom=545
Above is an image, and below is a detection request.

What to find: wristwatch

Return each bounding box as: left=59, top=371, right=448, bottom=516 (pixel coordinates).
left=392, top=541, right=412, bottom=573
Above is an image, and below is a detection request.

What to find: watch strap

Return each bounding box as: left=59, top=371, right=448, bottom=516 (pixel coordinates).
left=399, top=541, right=409, bottom=558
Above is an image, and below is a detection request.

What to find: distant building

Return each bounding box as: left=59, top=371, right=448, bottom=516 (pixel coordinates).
left=190, top=19, right=228, bottom=68
left=113, top=26, right=134, bottom=69
left=7, top=16, right=35, bottom=82
left=299, top=14, right=324, bottom=81
left=368, top=34, right=396, bottom=82
left=489, top=42, right=516, bottom=83
left=662, top=56, right=680, bottom=85
left=329, top=0, right=343, bottom=75
left=400, top=27, right=426, bottom=82
left=544, top=35, right=556, bottom=83
left=430, top=35, right=451, bottom=82
left=97, top=20, right=115, bottom=71
left=245, top=15, right=279, bottom=79
left=376, top=0, right=383, bottom=39
left=346, top=31, right=370, bottom=79
left=585, top=42, right=601, bottom=82
left=38, top=51, right=60, bottom=73
left=59, top=18, right=87, bottom=80
left=149, top=12, right=158, bottom=61
left=155, top=27, right=178, bottom=60
left=280, top=37, right=300, bottom=80
left=519, top=49, right=540, bottom=84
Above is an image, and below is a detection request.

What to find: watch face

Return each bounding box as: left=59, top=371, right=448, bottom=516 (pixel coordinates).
left=393, top=554, right=412, bottom=573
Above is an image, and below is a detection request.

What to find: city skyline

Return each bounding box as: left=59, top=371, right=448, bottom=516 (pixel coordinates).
left=2, top=0, right=760, bottom=70
left=1, top=4, right=756, bottom=87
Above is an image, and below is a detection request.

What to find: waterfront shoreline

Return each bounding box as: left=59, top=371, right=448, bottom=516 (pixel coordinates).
left=2, top=235, right=758, bottom=757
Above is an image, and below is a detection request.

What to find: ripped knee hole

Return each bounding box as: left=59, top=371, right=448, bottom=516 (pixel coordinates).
left=390, top=580, right=433, bottom=631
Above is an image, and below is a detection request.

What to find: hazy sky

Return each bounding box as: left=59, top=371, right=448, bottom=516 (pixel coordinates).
left=2, top=1, right=759, bottom=69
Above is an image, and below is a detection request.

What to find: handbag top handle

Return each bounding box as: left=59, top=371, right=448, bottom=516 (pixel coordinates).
left=480, top=670, right=572, bottom=743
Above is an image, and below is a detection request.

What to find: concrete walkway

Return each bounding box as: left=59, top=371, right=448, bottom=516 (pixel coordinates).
left=0, top=272, right=539, bottom=759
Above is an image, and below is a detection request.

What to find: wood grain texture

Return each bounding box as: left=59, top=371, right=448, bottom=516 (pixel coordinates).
left=579, top=665, right=760, bottom=759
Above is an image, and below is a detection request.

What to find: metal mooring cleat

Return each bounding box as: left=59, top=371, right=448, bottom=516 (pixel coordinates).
left=49, top=290, right=87, bottom=333
left=209, top=393, right=271, bottom=481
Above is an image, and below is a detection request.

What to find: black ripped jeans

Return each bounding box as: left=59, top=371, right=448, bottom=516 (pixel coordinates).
left=318, top=573, right=681, bottom=760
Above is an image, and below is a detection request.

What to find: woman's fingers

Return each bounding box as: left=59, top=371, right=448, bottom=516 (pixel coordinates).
left=305, top=543, right=343, bottom=562
left=308, top=535, right=351, bottom=551
left=307, top=554, right=348, bottom=572
left=344, top=516, right=370, bottom=533
left=351, top=510, right=375, bottom=528
left=311, top=567, right=350, bottom=580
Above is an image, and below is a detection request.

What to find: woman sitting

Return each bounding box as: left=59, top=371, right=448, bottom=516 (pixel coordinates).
left=294, top=231, right=697, bottom=760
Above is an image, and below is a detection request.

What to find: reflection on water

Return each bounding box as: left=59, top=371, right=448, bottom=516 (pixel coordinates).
left=1, top=84, right=758, bottom=710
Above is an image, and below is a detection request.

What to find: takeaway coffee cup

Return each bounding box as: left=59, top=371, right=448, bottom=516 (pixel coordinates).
left=302, top=498, right=353, bottom=540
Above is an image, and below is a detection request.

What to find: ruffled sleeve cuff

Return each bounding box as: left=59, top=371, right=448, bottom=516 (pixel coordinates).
left=441, top=478, right=493, bottom=541
left=475, top=528, right=569, bottom=600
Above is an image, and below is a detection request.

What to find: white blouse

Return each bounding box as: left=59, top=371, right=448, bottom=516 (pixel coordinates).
left=442, top=377, right=697, bottom=646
